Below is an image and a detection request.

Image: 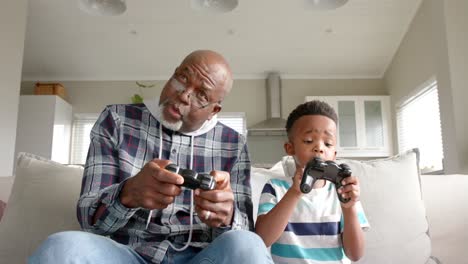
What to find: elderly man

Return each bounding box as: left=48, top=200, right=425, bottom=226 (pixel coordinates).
left=30, top=50, right=272, bottom=264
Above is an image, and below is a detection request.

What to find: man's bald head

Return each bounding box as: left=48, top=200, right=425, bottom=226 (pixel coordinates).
left=180, top=50, right=233, bottom=100
left=158, top=50, right=234, bottom=132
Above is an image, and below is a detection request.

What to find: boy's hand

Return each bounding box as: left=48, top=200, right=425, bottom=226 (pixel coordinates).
left=337, top=175, right=360, bottom=208
left=290, top=166, right=304, bottom=196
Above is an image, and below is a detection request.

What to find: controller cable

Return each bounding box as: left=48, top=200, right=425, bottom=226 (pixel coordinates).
left=145, top=123, right=196, bottom=251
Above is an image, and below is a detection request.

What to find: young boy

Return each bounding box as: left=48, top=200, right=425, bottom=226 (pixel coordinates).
left=255, top=100, right=370, bottom=264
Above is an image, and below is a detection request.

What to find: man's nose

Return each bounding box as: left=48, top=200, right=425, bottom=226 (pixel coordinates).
left=178, top=86, right=193, bottom=103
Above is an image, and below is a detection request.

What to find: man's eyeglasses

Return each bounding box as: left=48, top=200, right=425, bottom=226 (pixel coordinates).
left=170, top=77, right=219, bottom=109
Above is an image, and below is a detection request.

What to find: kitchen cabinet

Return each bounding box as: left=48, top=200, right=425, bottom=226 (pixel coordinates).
left=305, top=96, right=393, bottom=158
left=15, top=95, right=72, bottom=164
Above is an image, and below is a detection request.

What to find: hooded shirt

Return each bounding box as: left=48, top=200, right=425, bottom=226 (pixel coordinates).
left=77, top=101, right=252, bottom=263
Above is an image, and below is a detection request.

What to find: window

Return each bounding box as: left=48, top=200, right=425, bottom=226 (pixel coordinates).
left=396, top=80, right=443, bottom=173
left=218, top=112, right=247, bottom=136
left=70, top=114, right=99, bottom=165
left=70, top=112, right=247, bottom=165
left=51, top=125, right=68, bottom=164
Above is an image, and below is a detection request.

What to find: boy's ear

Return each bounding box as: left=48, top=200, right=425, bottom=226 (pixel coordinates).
left=284, top=141, right=295, bottom=156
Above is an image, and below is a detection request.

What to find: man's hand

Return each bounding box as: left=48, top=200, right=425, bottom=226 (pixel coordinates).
left=194, top=171, right=234, bottom=227
left=119, top=159, right=184, bottom=209
left=337, top=175, right=360, bottom=209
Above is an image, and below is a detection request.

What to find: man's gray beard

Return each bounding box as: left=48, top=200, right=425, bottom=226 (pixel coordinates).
left=156, top=103, right=183, bottom=131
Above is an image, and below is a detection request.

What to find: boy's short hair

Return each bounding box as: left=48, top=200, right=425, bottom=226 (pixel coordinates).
left=285, top=100, right=338, bottom=135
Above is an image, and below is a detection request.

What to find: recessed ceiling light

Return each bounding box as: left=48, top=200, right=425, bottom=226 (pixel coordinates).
left=190, top=0, right=238, bottom=13
left=307, top=0, right=348, bottom=10
left=78, top=0, right=126, bottom=16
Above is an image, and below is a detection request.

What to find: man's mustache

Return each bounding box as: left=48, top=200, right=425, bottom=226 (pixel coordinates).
left=159, top=98, right=190, bottom=118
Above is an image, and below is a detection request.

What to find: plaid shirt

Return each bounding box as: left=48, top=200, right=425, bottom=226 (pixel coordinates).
left=77, top=104, right=253, bottom=263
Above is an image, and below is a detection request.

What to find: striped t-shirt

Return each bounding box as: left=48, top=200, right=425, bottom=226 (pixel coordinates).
left=258, top=178, right=370, bottom=264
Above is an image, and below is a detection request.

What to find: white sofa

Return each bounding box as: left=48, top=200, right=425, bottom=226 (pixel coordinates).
left=0, top=151, right=467, bottom=263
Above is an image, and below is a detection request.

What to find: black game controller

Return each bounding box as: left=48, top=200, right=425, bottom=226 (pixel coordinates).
left=165, top=164, right=216, bottom=190
left=300, top=157, right=352, bottom=203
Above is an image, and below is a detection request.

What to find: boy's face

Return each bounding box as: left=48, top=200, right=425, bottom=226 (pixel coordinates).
left=284, top=115, right=337, bottom=167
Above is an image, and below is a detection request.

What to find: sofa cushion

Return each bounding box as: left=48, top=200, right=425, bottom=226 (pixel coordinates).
left=422, top=175, right=468, bottom=264
left=339, top=148, right=431, bottom=264
left=251, top=160, right=286, bottom=222
left=0, top=152, right=83, bottom=263
left=251, top=149, right=432, bottom=264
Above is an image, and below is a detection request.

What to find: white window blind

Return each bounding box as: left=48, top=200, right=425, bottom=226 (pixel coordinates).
left=396, top=81, right=444, bottom=173
left=218, top=112, right=247, bottom=136
left=70, top=114, right=99, bottom=165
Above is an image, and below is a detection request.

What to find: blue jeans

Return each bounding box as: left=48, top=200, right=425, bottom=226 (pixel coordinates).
left=29, top=230, right=273, bottom=264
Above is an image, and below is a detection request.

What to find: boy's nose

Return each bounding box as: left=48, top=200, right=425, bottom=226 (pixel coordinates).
left=313, top=146, right=324, bottom=154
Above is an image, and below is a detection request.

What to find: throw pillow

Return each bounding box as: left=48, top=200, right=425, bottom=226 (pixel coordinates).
left=0, top=152, right=84, bottom=263
left=338, top=148, right=432, bottom=264
left=251, top=161, right=286, bottom=222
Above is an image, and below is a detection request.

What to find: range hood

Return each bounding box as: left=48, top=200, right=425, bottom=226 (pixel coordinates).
left=248, top=72, right=287, bottom=136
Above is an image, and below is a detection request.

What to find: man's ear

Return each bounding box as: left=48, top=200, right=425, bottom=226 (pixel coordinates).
left=208, top=104, right=222, bottom=120
left=284, top=141, right=295, bottom=156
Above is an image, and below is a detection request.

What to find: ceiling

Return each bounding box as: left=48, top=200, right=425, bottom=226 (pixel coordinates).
left=22, top=0, right=422, bottom=81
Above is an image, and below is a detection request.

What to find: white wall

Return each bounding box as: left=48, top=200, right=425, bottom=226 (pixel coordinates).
left=443, top=0, right=468, bottom=173
left=384, top=0, right=468, bottom=173
left=431, top=0, right=459, bottom=174
left=0, top=1, right=28, bottom=177
left=21, top=79, right=269, bottom=127
left=22, top=79, right=385, bottom=125
left=22, top=78, right=385, bottom=165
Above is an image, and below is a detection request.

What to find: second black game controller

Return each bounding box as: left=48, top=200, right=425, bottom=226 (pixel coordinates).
left=165, top=164, right=216, bottom=190
left=300, top=157, right=352, bottom=203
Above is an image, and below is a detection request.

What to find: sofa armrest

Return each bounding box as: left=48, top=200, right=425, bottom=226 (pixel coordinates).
left=421, top=175, right=468, bottom=263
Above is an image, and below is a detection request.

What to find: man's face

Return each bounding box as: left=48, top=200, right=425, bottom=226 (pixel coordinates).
left=158, top=57, right=228, bottom=133
left=284, top=115, right=337, bottom=167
